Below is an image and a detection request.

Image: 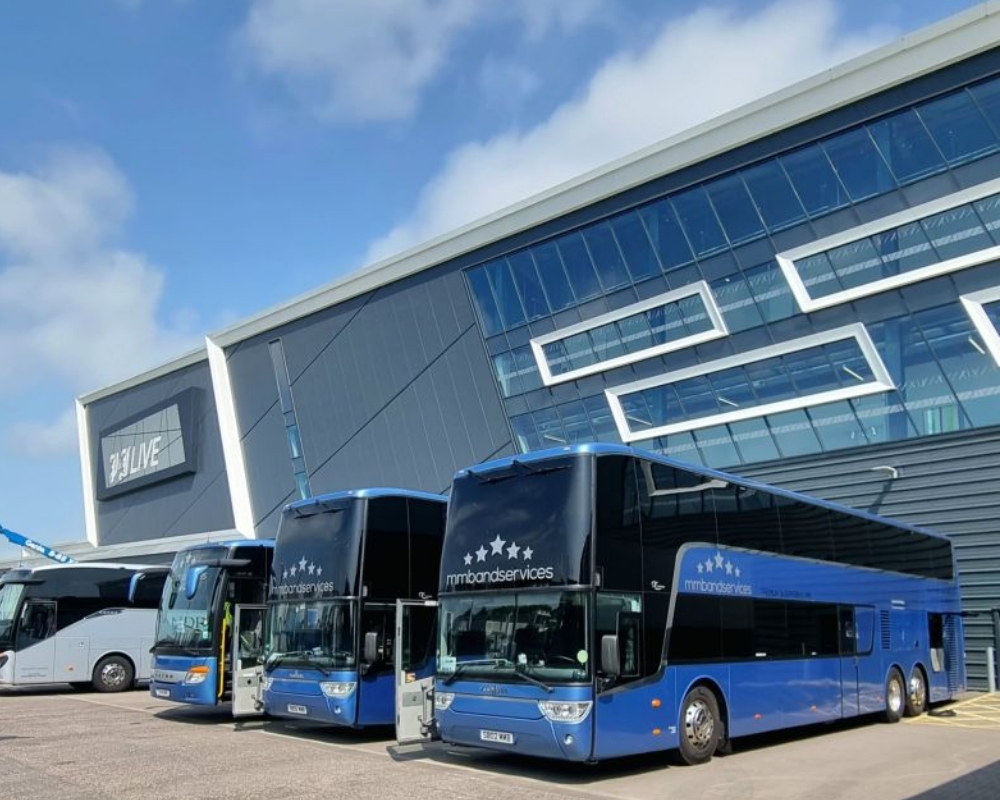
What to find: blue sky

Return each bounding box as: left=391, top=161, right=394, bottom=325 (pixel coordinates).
left=0, top=0, right=985, bottom=559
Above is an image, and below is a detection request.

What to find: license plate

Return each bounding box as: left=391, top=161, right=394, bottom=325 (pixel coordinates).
left=154, top=689, right=170, bottom=698
left=479, top=729, right=514, bottom=744
left=286, top=704, right=309, bottom=715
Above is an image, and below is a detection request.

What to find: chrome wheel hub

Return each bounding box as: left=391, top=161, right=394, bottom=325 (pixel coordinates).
left=101, top=663, right=127, bottom=688
left=888, top=676, right=903, bottom=712
left=683, top=699, right=715, bottom=749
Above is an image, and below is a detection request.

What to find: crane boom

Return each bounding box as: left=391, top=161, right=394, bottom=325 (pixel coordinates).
left=0, top=524, right=76, bottom=564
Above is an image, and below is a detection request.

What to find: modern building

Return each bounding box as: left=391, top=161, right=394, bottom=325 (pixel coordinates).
left=77, top=5, right=1000, bottom=688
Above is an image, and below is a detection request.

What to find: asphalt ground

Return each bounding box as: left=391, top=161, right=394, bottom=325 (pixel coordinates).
left=2, top=687, right=999, bottom=800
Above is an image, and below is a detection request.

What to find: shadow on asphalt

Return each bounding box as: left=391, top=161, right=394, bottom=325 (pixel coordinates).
left=379, top=712, right=905, bottom=786
left=905, top=759, right=1000, bottom=799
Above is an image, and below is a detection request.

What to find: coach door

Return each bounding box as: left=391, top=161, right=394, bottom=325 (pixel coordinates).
left=839, top=606, right=860, bottom=717
left=232, top=604, right=267, bottom=718
left=395, top=600, right=437, bottom=744
left=14, top=600, right=57, bottom=683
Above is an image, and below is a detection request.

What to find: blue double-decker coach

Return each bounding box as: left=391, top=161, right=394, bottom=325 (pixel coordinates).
left=263, top=488, right=446, bottom=727
left=432, top=443, right=964, bottom=765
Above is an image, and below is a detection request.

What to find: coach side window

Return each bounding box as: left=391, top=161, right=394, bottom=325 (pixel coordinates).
left=17, top=600, right=57, bottom=648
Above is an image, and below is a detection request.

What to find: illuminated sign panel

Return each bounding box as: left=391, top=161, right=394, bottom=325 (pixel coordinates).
left=96, top=389, right=199, bottom=500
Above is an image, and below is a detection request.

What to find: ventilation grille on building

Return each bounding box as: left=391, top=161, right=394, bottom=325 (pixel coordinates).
left=880, top=610, right=891, bottom=650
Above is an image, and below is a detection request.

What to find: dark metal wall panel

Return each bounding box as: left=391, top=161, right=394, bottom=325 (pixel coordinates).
left=227, top=337, right=281, bottom=435
left=305, top=328, right=516, bottom=498
left=241, top=401, right=297, bottom=529
left=88, top=360, right=233, bottom=545
left=738, top=427, right=1000, bottom=690
left=228, top=263, right=515, bottom=538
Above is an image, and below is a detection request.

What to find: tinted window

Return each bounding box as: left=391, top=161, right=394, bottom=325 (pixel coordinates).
left=364, top=496, right=410, bottom=599
left=595, top=455, right=643, bottom=590
left=409, top=498, right=446, bottom=598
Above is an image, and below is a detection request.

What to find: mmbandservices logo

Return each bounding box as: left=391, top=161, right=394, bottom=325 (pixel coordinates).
left=683, top=550, right=752, bottom=596
left=275, top=555, right=337, bottom=598
left=445, top=534, right=554, bottom=588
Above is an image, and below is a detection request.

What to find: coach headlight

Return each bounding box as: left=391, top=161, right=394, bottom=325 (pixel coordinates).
left=538, top=700, right=592, bottom=723
left=319, top=681, right=356, bottom=698
left=434, top=691, right=455, bottom=710
left=184, top=665, right=209, bottom=684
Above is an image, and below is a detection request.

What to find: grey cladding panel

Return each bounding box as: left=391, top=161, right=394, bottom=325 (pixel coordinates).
left=88, top=360, right=233, bottom=544
left=241, top=401, right=297, bottom=527
left=227, top=338, right=281, bottom=435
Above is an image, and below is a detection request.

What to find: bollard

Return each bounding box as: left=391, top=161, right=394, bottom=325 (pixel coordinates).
left=988, top=646, right=997, bottom=692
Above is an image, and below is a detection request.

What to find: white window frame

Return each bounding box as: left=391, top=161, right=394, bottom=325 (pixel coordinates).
left=529, top=282, right=727, bottom=386
left=776, top=177, right=1000, bottom=313
left=604, top=323, right=895, bottom=442
left=960, top=286, right=1000, bottom=368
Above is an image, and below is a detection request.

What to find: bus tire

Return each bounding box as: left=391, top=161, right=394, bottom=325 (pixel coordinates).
left=904, top=666, right=928, bottom=717
left=675, top=686, right=722, bottom=765
left=93, top=655, right=134, bottom=693
left=883, top=667, right=905, bottom=723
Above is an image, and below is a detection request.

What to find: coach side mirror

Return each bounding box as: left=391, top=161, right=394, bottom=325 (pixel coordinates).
left=601, top=634, right=620, bottom=677
left=184, top=566, right=208, bottom=600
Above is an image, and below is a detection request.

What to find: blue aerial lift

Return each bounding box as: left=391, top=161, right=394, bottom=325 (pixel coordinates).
left=0, top=523, right=76, bottom=564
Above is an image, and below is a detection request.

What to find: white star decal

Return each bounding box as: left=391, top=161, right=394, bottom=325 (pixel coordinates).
left=506, top=542, right=520, bottom=560
left=290, top=566, right=297, bottom=577
left=299, top=556, right=308, bottom=572
left=704, top=558, right=714, bottom=573
left=734, top=567, right=741, bottom=578
left=476, top=546, right=488, bottom=563
left=464, top=552, right=473, bottom=566
left=282, top=569, right=289, bottom=580
left=308, top=563, right=316, bottom=575
left=725, top=561, right=733, bottom=576
left=489, top=535, right=506, bottom=555
left=714, top=552, right=725, bottom=569
left=697, top=563, right=703, bottom=574
left=522, top=547, right=533, bottom=561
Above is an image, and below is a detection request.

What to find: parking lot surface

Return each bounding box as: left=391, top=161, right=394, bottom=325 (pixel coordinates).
left=2, top=687, right=999, bottom=800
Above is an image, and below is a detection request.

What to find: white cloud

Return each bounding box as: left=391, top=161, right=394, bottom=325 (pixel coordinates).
left=237, top=0, right=607, bottom=123
left=6, top=409, right=79, bottom=458
left=365, top=0, right=894, bottom=262
left=0, top=148, right=200, bottom=456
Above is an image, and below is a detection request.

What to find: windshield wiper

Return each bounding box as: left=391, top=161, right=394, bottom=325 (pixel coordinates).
left=512, top=667, right=552, bottom=693
left=265, top=651, right=333, bottom=676
left=150, top=639, right=203, bottom=657
left=442, top=658, right=513, bottom=685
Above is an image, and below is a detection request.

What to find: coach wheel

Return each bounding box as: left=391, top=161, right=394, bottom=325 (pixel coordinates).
left=904, top=667, right=928, bottom=717
left=676, top=686, right=722, bottom=765
left=883, top=668, right=905, bottom=723
left=93, top=655, right=134, bottom=693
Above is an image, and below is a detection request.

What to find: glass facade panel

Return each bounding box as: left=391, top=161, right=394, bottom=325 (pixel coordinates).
left=921, top=204, right=991, bottom=260
left=822, top=128, right=893, bottom=201
left=705, top=174, right=765, bottom=245
left=729, top=418, right=781, bottom=463
left=557, top=232, right=602, bottom=301
left=917, top=90, right=999, bottom=165
left=710, top=274, right=764, bottom=333
left=807, top=400, right=869, bottom=449
left=611, top=213, right=661, bottom=281
left=640, top=199, right=694, bottom=270
left=466, top=266, right=504, bottom=337
left=973, top=195, right=1000, bottom=242
left=746, top=262, right=795, bottom=322
left=781, top=145, right=848, bottom=217
left=766, top=409, right=822, bottom=457
left=532, top=242, right=576, bottom=312
left=583, top=222, right=631, bottom=291
left=868, top=110, right=945, bottom=184
left=671, top=187, right=727, bottom=257
left=742, top=159, right=807, bottom=230
left=485, top=259, right=526, bottom=330
left=507, top=252, right=549, bottom=321
left=969, top=76, right=1000, bottom=139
